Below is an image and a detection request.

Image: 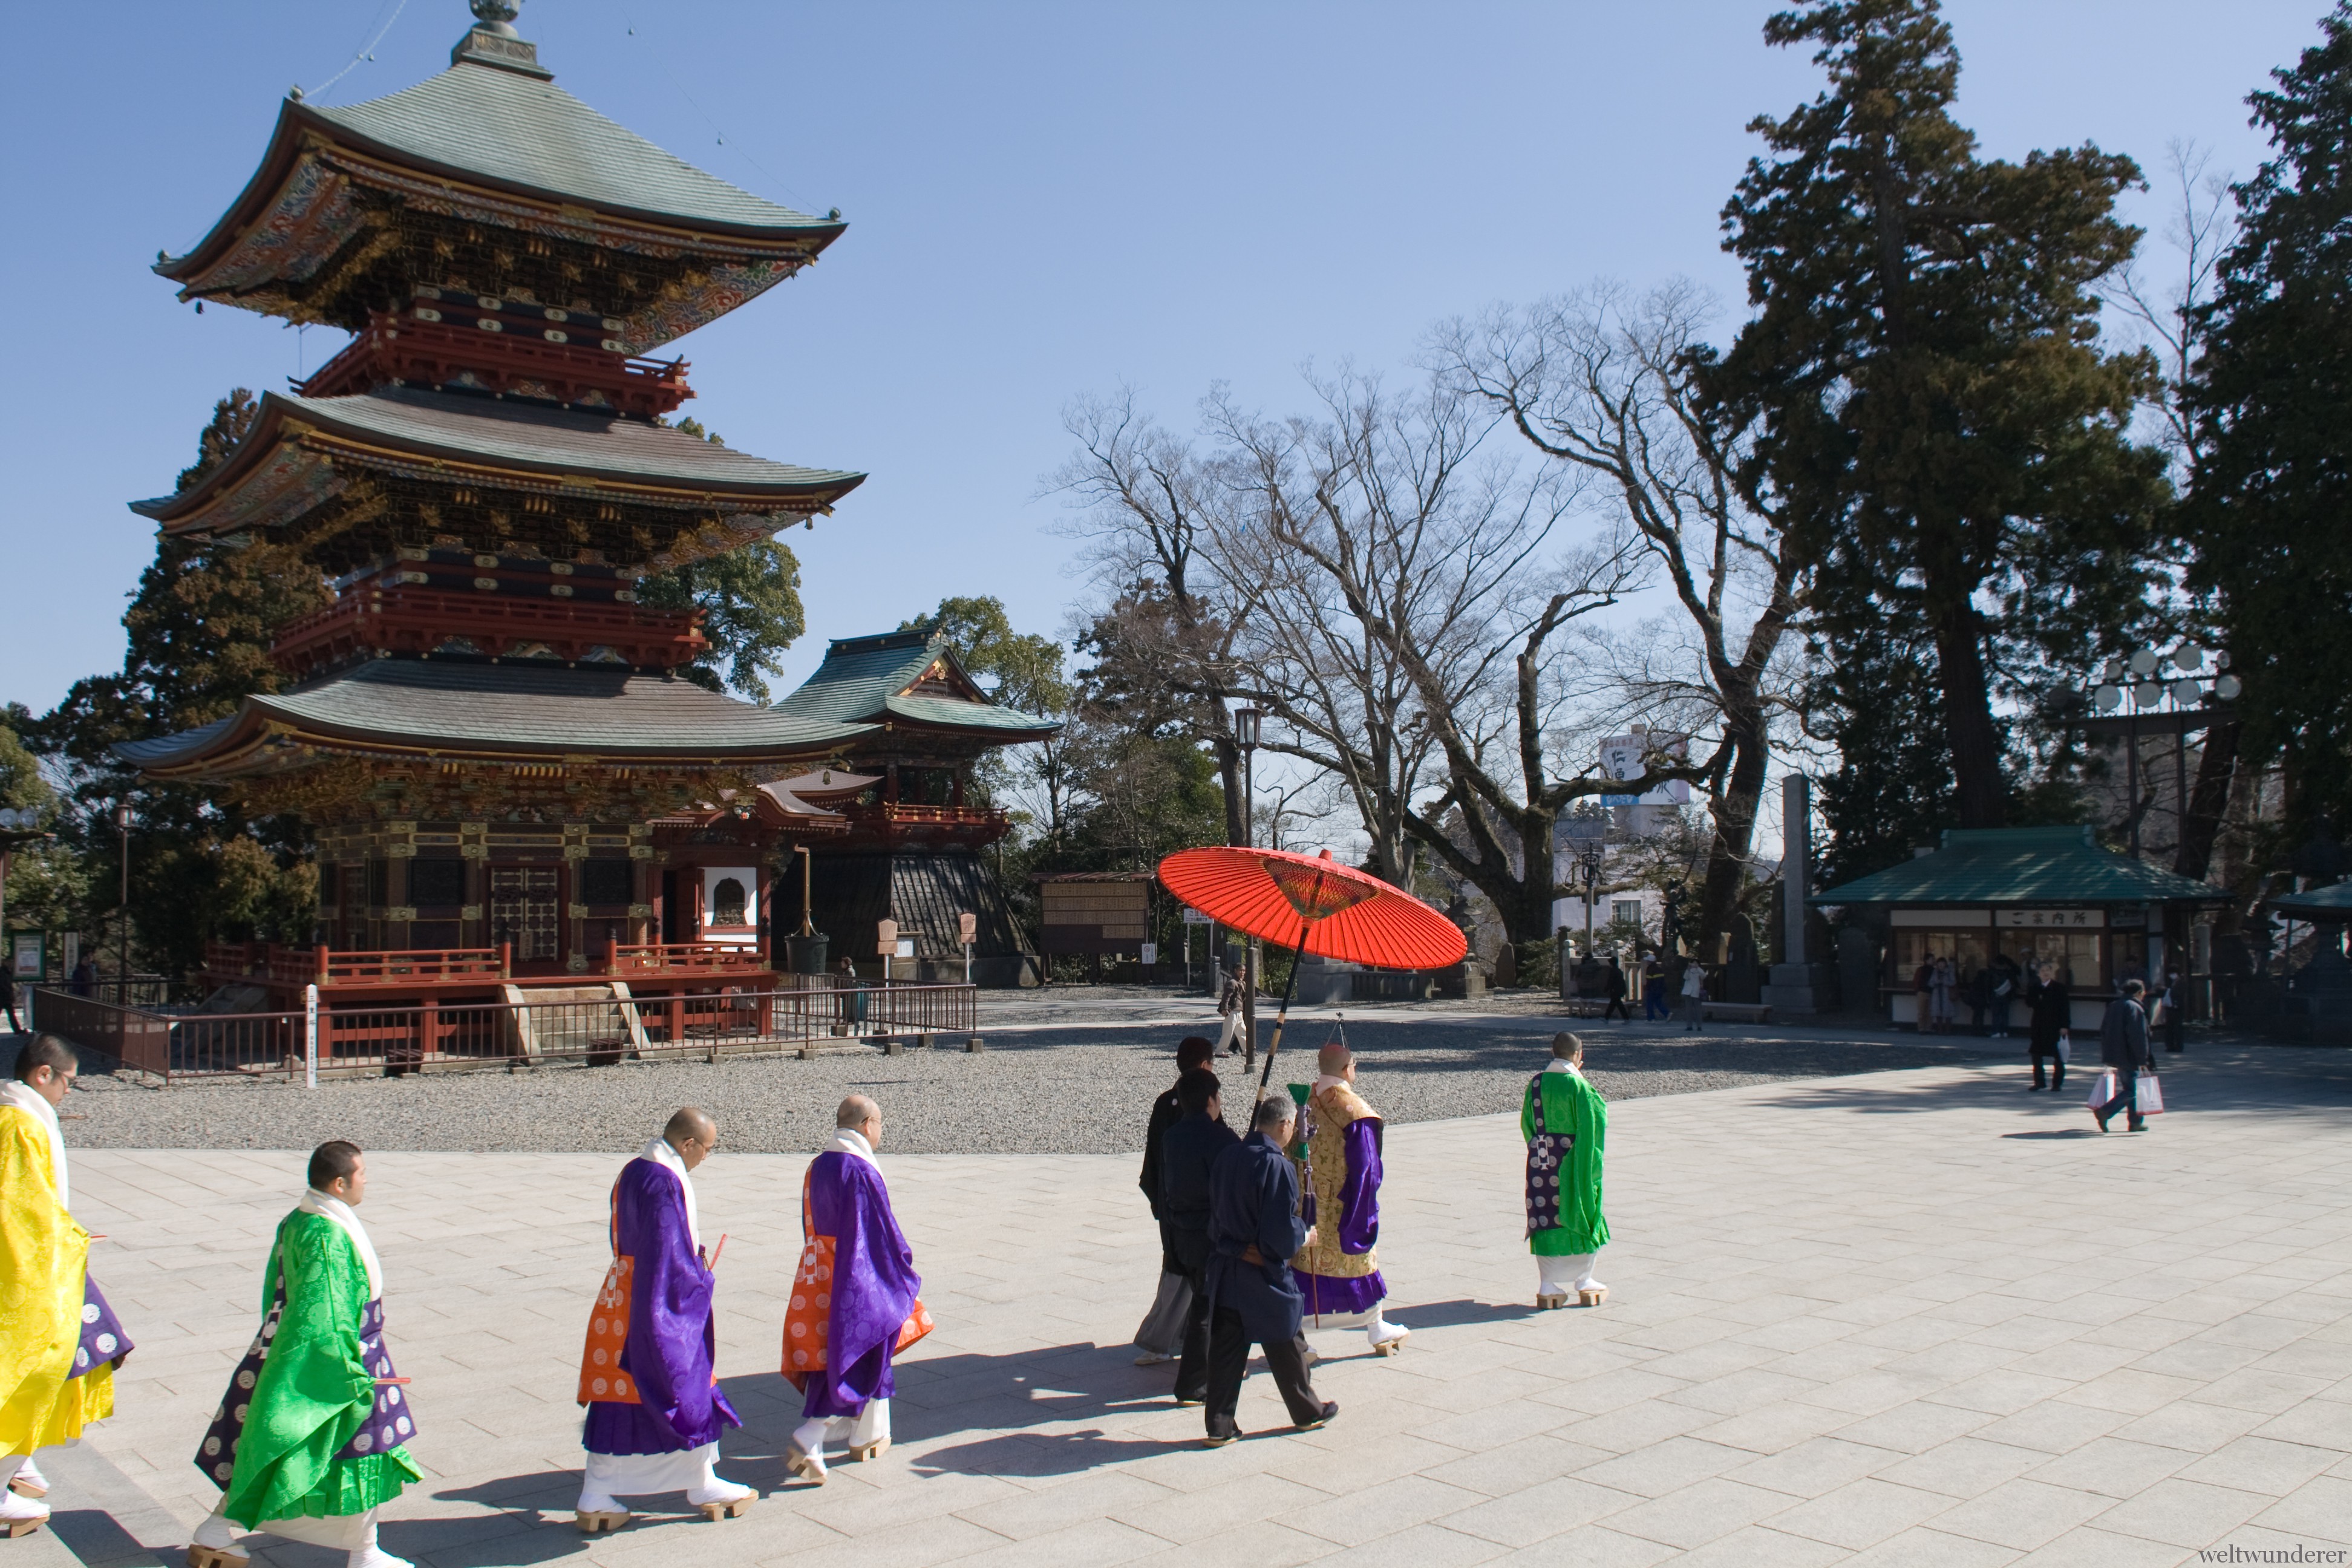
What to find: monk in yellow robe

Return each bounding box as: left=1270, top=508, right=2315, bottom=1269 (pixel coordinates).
left=0, top=1037, right=131, bottom=1537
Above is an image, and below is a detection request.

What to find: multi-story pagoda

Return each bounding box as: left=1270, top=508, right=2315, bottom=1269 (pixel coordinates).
left=119, top=2, right=1054, bottom=1011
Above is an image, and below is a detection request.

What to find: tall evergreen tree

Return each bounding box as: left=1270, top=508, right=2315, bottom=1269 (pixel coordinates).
left=1710, top=0, right=2171, bottom=828
left=2186, top=3, right=2352, bottom=835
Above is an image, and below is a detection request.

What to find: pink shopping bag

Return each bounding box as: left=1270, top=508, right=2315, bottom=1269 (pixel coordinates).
left=2086, top=1070, right=2117, bottom=1109
left=2137, top=1074, right=2164, bottom=1114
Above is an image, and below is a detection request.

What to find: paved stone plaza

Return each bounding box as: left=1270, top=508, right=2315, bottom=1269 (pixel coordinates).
left=32, top=1047, right=2352, bottom=1567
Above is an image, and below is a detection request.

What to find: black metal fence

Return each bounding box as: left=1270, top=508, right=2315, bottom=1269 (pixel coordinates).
left=29, top=982, right=979, bottom=1084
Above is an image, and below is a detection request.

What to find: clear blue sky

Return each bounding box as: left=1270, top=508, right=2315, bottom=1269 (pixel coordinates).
left=0, top=0, right=2328, bottom=717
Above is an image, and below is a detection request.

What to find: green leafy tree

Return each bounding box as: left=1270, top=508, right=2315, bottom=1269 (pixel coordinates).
left=1709, top=0, right=2172, bottom=829
left=638, top=419, right=808, bottom=702
left=2185, top=3, right=2352, bottom=836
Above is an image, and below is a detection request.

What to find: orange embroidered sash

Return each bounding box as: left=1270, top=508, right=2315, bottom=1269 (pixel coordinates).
left=576, top=1171, right=722, bottom=1406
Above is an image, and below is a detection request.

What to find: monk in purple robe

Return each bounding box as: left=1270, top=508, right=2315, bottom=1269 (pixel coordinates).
left=784, top=1095, right=923, bottom=1484
left=1291, top=1045, right=1410, bottom=1354
left=574, top=1108, right=757, bottom=1528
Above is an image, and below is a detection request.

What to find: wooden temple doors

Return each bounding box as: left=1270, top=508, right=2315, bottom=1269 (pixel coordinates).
left=489, top=866, right=561, bottom=964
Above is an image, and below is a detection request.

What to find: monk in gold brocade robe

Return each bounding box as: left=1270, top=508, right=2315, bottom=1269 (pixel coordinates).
left=1289, top=1045, right=1410, bottom=1356
left=0, top=1037, right=132, bottom=1537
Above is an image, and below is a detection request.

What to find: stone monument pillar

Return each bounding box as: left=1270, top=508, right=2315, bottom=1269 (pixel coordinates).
left=1762, top=773, right=1827, bottom=1016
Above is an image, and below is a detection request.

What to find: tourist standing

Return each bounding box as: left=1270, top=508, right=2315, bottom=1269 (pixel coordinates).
left=2159, top=967, right=2187, bottom=1054
left=1214, top=970, right=1249, bottom=1057
left=1200, top=1097, right=1334, bottom=1445
left=1524, top=1033, right=1609, bottom=1308
left=1291, top=1046, right=1408, bottom=1356
left=1159, top=1067, right=1238, bottom=1405
left=1641, top=954, right=1671, bottom=1021
left=782, top=1097, right=929, bottom=1483
left=1679, top=958, right=1708, bottom=1032
left=1912, top=956, right=1935, bottom=1033
left=1931, top=956, right=1958, bottom=1034
left=573, top=1108, right=756, bottom=1532
left=0, top=965, right=19, bottom=1034
left=2092, top=980, right=2152, bottom=1133
left=2027, top=962, right=2071, bottom=1092
left=188, top=1142, right=417, bottom=1568
left=1135, top=1037, right=1218, bottom=1367
left=0, top=1037, right=131, bottom=1540
left=1988, top=952, right=2023, bottom=1038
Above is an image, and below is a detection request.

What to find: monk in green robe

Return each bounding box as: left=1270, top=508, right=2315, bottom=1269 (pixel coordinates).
left=188, top=1142, right=419, bottom=1568
left=1523, top=1032, right=1609, bottom=1309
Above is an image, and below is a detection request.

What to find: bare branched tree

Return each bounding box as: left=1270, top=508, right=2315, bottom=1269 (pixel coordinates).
left=1437, top=281, right=1803, bottom=960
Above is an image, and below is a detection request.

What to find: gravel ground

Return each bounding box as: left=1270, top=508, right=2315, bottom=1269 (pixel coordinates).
left=19, top=1019, right=2010, bottom=1155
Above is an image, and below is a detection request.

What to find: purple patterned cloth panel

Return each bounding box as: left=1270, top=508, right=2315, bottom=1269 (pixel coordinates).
left=583, top=1156, right=739, bottom=1455
left=801, top=1151, right=921, bottom=1420
left=195, top=1293, right=414, bottom=1490
left=70, top=1273, right=133, bottom=1379
left=332, top=1299, right=416, bottom=1459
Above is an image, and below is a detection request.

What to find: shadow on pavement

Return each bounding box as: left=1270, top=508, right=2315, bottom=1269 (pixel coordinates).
left=1383, top=1296, right=1541, bottom=1329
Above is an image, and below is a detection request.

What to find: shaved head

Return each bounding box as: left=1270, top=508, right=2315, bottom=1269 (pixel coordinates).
left=1318, top=1044, right=1354, bottom=1076
left=837, top=1094, right=880, bottom=1131
left=664, top=1106, right=715, bottom=1145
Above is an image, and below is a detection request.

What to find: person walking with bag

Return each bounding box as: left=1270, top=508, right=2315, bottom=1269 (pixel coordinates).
left=2092, top=979, right=2152, bottom=1133
left=1677, top=958, right=1708, bottom=1033
left=2026, top=962, right=2070, bottom=1092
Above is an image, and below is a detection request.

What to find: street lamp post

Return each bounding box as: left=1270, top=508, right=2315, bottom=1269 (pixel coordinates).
left=1234, top=706, right=1263, bottom=1069
left=114, top=802, right=132, bottom=1002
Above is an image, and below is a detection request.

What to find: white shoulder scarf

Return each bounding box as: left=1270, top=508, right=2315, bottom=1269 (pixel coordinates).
left=637, top=1135, right=701, bottom=1251
left=297, top=1187, right=384, bottom=1302
left=830, top=1128, right=879, bottom=1169
left=1543, top=1059, right=1583, bottom=1076
left=0, top=1080, right=68, bottom=1212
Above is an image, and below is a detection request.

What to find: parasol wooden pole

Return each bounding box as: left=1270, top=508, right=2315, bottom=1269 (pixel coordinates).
left=1255, top=912, right=1312, bottom=1100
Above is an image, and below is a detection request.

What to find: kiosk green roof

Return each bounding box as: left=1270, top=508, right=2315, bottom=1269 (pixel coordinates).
left=1811, top=826, right=2230, bottom=906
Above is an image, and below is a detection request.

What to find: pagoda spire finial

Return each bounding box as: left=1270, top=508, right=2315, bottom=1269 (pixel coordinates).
left=452, top=0, right=550, bottom=78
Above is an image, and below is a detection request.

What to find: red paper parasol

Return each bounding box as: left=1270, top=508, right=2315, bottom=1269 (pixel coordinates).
left=1157, top=847, right=1466, bottom=972
left=1158, top=846, right=1467, bottom=1094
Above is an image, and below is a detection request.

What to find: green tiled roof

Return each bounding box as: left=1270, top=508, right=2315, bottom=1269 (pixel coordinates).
left=776, top=629, right=1061, bottom=739
left=116, top=658, right=871, bottom=771
left=2272, top=882, right=2352, bottom=917
left=133, top=389, right=864, bottom=522
left=1812, top=826, right=2230, bottom=906
left=304, top=60, right=837, bottom=238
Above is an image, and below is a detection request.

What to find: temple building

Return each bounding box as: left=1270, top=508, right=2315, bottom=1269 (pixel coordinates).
left=119, top=1, right=1054, bottom=1015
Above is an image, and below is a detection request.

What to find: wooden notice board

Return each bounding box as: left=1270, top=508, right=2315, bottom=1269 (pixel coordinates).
left=1038, top=878, right=1151, bottom=956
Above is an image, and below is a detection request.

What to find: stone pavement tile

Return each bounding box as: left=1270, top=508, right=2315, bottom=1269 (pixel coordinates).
left=1837, top=1526, right=2025, bottom=1567
left=948, top=1470, right=1178, bottom=1540
left=1434, top=1474, right=1641, bottom=1546
left=2251, top=1336, right=2352, bottom=1382
left=1265, top=1433, right=1472, bottom=1495
left=2061, top=1369, right=2215, bottom=1417
left=1547, top=1396, right=1719, bottom=1454
left=2186, top=1368, right=2334, bottom=1416
left=2025, top=1436, right=2195, bottom=1499
left=1730, top=1436, right=1905, bottom=1499
left=1794, top=1369, right=1953, bottom=1417
left=1668, top=1524, right=1849, bottom=1568
left=1100, top=1471, right=1325, bottom=1544
left=1688, top=1400, right=1856, bottom=1455
left=2246, top=1474, right=2352, bottom=1537
left=2083, top=1315, right=2207, bottom=1354
left=897, top=1517, right=1165, bottom=1568
left=2004, top=1532, right=2183, bottom=1568
left=2111, top=1399, right=2270, bottom=1453
left=2090, top=1477, right=2271, bottom=1548
left=1410, top=1397, right=1584, bottom=1453
left=1595, top=1477, right=1793, bottom=1550
left=1570, top=1436, right=1752, bottom=1498
left=2247, top=1397, right=2352, bottom=1451
left=1286, top=1474, right=1491, bottom=1548
left=1488, top=1523, right=1677, bottom=1566
left=1880, top=1342, right=2024, bottom=1387
left=1119, top=1521, right=1337, bottom=1568
left=2002, top=1339, right=2149, bottom=1384
left=1968, top=1396, right=2130, bottom=1454
left=2175, top=1435, right=2341, bottom=1496
left=1763, top=1477, right=1955, bottom=1550
left=1418, top=1434, right=1613, bottom=1498
left=1831, top=1400, right=1996, bottom=1455
left=1315, top=1522, right=1512, bottom=1568
left=1872, top=1436, right=2048, bottom=1500
left=1927, top=1370, right=2083, bottom=1417
left=1661, top=1368, right=1821, bottom=1417
left=1930, top=1477, right=2116, bottom=1551
left=1520, top=1365, right=1690, bottom=1416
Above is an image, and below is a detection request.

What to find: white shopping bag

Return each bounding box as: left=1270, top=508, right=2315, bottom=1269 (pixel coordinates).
left=2056, top=1031, right=2070, bottom=1063
left=2137, top=1073, right=2164, bottom=1114
left=2086, top=1070, right=2117, bottom=1109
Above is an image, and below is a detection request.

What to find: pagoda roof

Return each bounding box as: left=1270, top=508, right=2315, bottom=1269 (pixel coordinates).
left=132, top=388, right=863, bottom=573
left=774, top=629, right=1062, bottom=740
left=1811, top=826, right=2230, bottom=906
left=116, top=657, right=872, bottom=778
left=155, top=21, right=844, bottom=346
left=2272, top=882, right=2352, bottom=918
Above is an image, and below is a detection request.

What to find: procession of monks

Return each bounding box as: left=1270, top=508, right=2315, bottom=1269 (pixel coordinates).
left=0, top=1025, right=1608, bottom=1567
